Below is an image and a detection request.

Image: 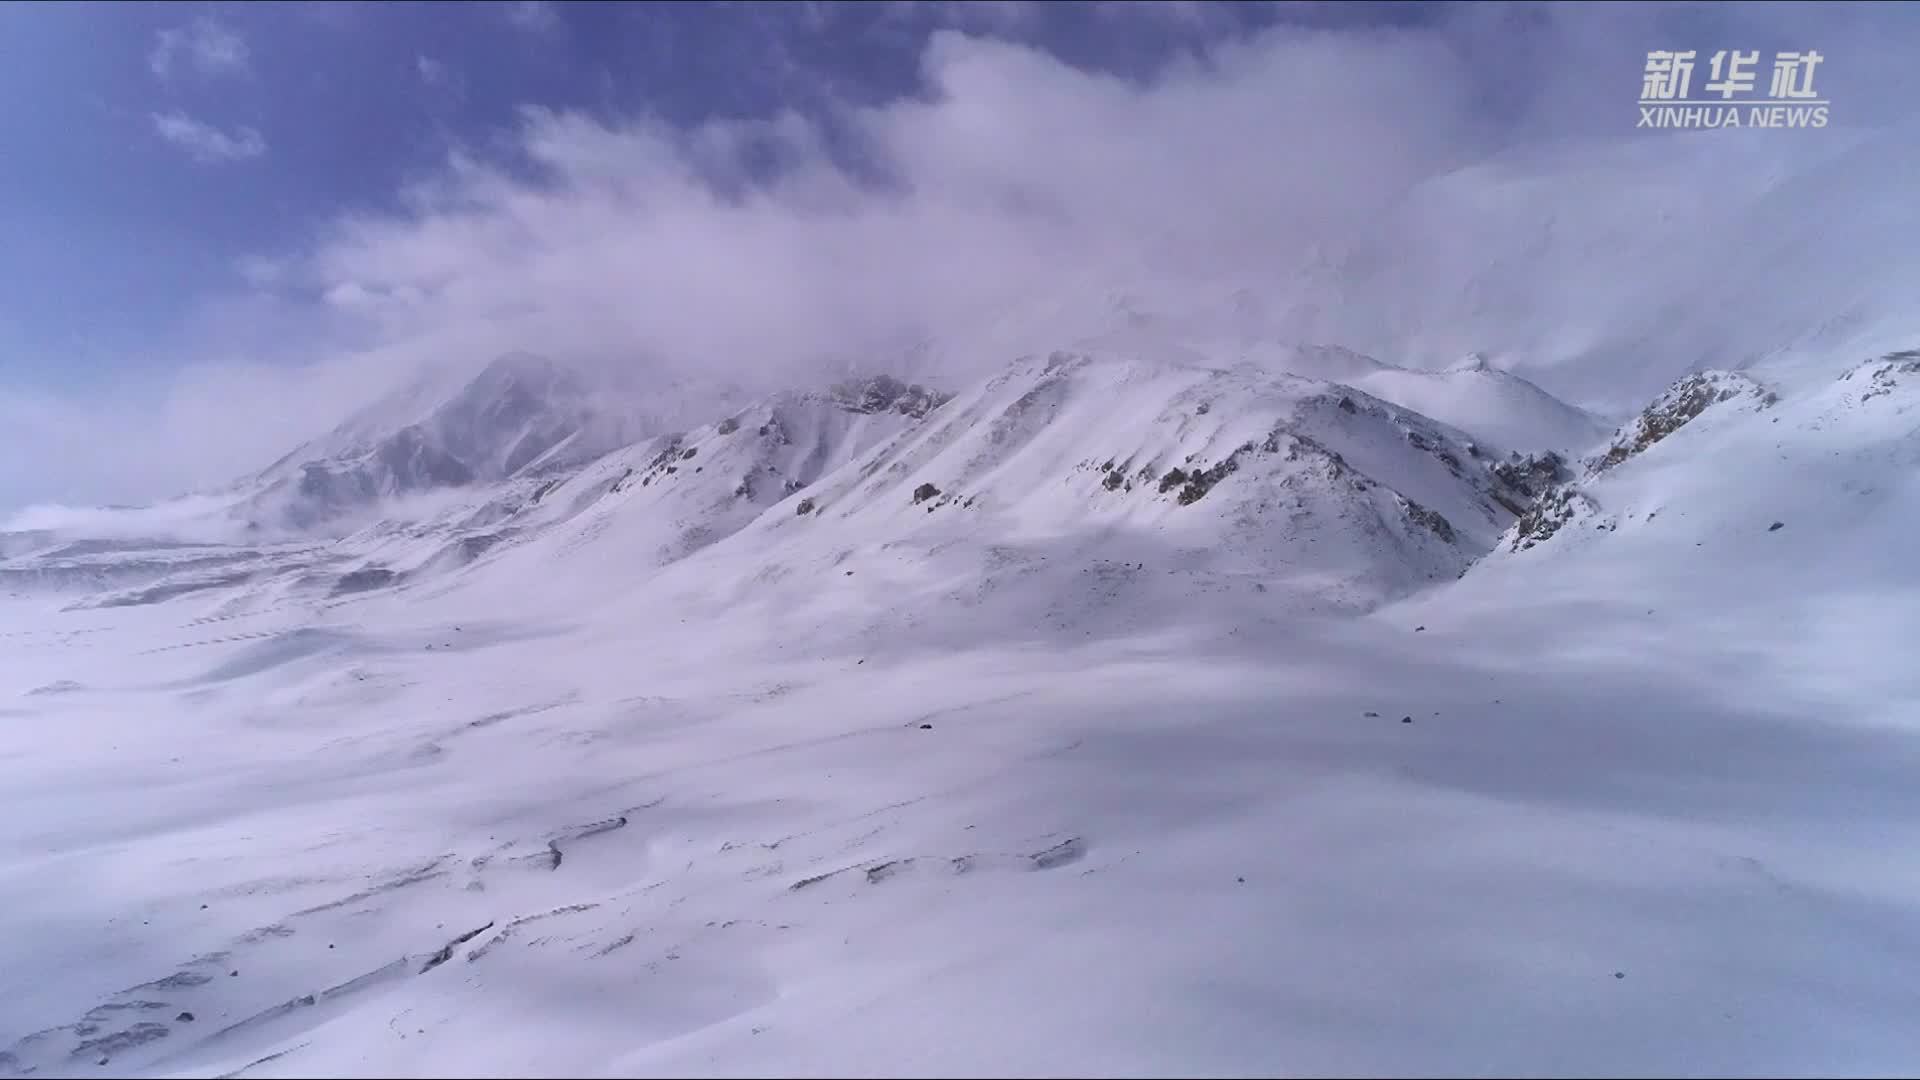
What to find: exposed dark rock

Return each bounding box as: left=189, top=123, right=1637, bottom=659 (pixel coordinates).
left=1768, top=521, right=1785, bottom=532
left=796, top=497, right=816, bottom=516
left=912, top=482, right=942, bottom=504
left=1491, top=451, right=1567, bottom=499
left=829, top=374, right=950, bottom=419
left=330, top=567, right=397, bottom=596
left=1402, top=499, right=1457, bottom=544
left=1175, top=457, right=1238, bottom=505
left=1510, top=486, right=1600, bottom=551
left=647, top=443, right=682, bottom=471
left=717, top=417, right=739, bottom=435
left=1593, top=372, right=1774, bottom=474
left=1854, top=350, right=1920, bottom=401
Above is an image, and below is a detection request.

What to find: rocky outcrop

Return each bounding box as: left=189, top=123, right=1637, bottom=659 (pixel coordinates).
left=1847, top=348, right=1920, bottom=402
left=1590, top=371, right=1775, bottom=475
left=1491, top=451, right=1568, bottom=500
left=1507, top=487, right=1602, bottom=551
left=1401, top=498, right=1458, bottom=544
left=1491, top=372, right=1775, bottom=554
left=830, top=375, right=950, bottom=419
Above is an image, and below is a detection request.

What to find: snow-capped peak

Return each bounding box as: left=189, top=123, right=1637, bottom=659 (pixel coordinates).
left=240, top=352, right=658, bottom=532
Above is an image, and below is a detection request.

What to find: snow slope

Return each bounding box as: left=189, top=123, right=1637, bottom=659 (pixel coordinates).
left=1347, top=354, right=1611, bottom=456
left=2, top=345, right=1918, bottom=1078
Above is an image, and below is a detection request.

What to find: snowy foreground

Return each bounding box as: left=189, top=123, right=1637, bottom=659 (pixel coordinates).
left=3, top=349, right=1920, bottom=1078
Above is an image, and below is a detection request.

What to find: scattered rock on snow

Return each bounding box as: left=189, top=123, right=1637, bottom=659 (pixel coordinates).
left=1508, top=486, right=1603, bottom=552
left=1591, top=371, right=1775, bottom=475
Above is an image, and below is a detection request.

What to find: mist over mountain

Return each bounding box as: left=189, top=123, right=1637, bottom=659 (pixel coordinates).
left=4, top=4, right=1919, bottom=1077
left=6, top=4, right=1918, bottom=514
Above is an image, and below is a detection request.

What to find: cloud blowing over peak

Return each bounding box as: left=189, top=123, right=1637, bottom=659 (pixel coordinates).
left=5, top=3, right=1917, bottom=512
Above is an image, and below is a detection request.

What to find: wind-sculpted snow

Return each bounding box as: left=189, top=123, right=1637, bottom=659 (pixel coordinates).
left=2, top=343, right=1917, bottom=1076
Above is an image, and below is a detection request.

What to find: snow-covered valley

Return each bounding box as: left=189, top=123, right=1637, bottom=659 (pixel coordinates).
left=3, top=338, right=1918, bottom=1078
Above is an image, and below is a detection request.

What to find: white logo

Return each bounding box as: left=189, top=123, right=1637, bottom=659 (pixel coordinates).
left=1638, top=50, right=1828, bottom=129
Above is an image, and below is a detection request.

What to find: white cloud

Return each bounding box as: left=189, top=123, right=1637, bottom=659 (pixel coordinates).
left=237, top=28, right=1493, bottom=399
left=9, top=5, right=1918, bottom=513
left=416, top=54, right=467, bottom=109
left=149, top=18, right=251, bottom=80
left=505, top=1, right=559, bottom=33
left=151, top=111, right=267, bottom=163
left=0, top=352, right=400, bottom=513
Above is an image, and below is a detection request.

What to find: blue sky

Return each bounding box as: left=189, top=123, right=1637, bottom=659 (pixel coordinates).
left=0, top=1, right=1913, bottom=513
left=0, top=1, right=1356, bottom=392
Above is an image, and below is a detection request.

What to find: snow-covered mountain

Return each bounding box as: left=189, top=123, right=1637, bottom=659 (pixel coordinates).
left=0, top=341, right=1569, bottom=622
left=1485, top=351, right=1917, bottom=574
left=240, top=352, right=661, bottom=532
left=689, top=348, right=1535, bottom=621
left=3, top=338, right=1917, bottom=1078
